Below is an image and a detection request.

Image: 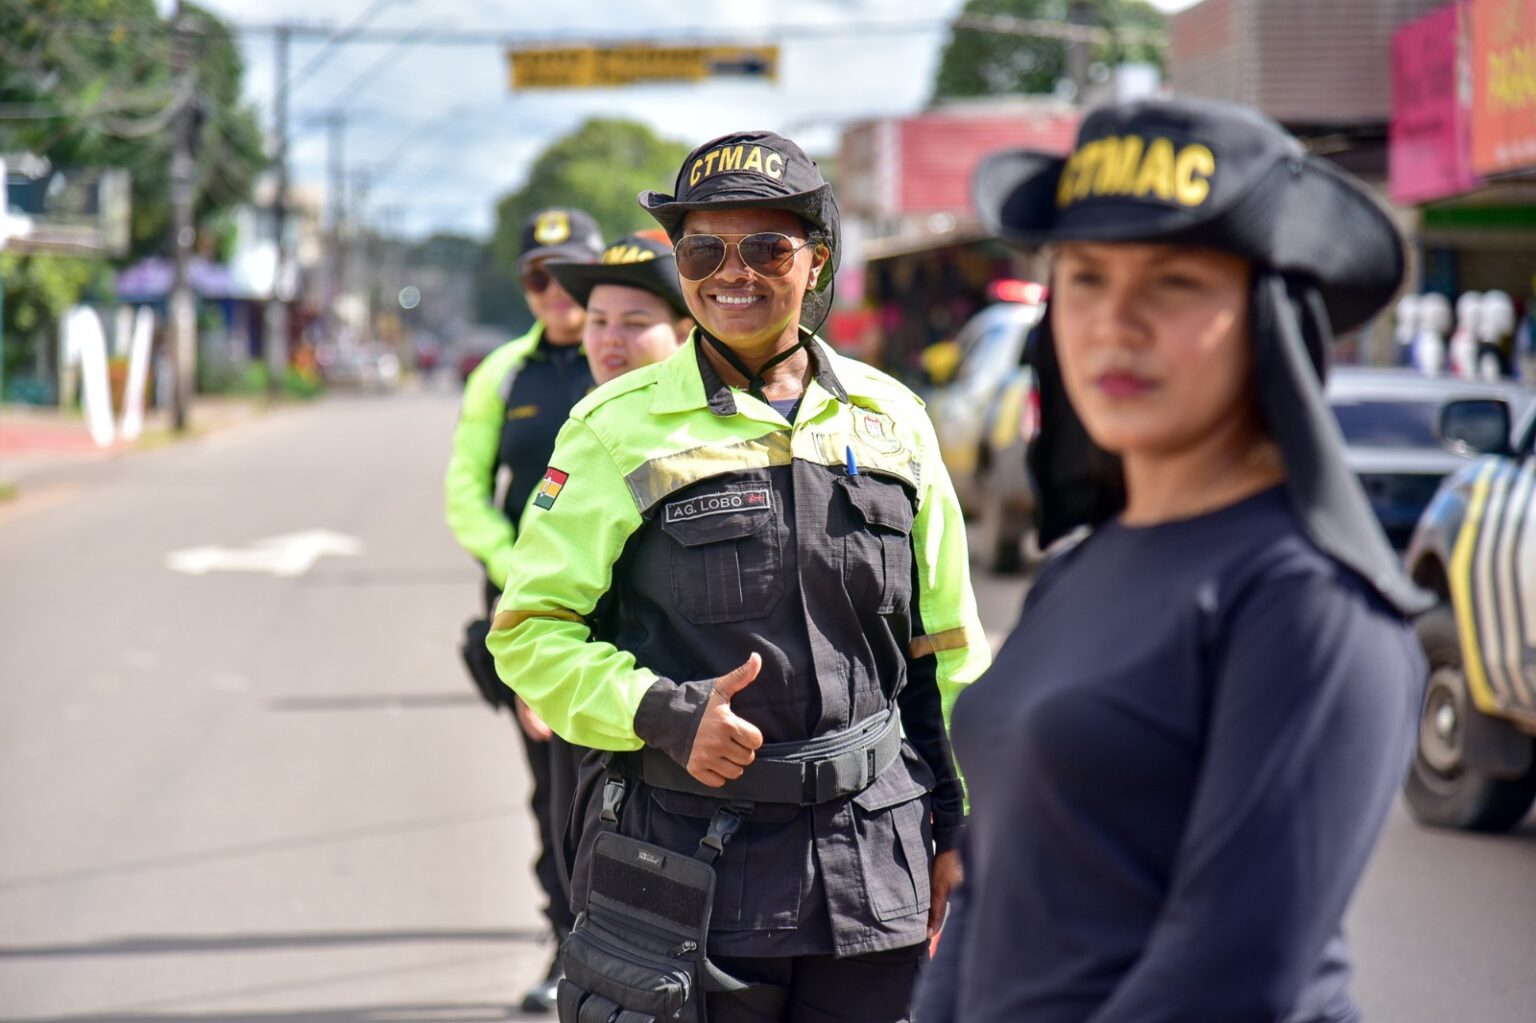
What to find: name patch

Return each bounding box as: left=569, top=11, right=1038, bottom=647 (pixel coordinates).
left=665, top=487, right=771, bottom=523
left=1056, top=135, right=1216, bottom=209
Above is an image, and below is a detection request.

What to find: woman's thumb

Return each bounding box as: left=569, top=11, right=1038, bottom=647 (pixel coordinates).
left=716, top=652, right=762, bottom=700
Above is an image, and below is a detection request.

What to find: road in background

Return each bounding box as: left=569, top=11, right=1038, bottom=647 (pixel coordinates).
left=0, top=386, right=1531, bottom=1020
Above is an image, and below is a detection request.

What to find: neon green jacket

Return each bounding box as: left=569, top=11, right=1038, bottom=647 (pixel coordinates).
left=443, top=325, right=544, bottom=590
left=489, top=332, right=988, bottom=750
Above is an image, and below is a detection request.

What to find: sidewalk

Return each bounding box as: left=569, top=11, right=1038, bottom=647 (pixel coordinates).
left=0, top=396, right=271, bottom=493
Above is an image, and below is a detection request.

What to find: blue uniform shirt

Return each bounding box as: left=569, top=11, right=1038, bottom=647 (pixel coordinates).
left=919, top=487, right=1424, bottom=1023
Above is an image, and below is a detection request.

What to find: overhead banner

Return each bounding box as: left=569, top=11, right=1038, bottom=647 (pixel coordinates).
left=1390, top=3, right=1481, bottom=204
left=1471, top=0, right=1536, bottom=175
left=509, top=45, right=778, bottom=90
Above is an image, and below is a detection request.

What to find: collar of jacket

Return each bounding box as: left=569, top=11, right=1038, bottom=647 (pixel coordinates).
left=650, top=327, right=851, bottom=419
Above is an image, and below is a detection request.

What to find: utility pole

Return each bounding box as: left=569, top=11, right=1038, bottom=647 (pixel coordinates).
left=323, top=110, right=346, bottom=334
left=1067, top=0, right=1094, bottom=104
left=265, top=25, right=292, bottom=398
left=168, top=2, right=198, bottom=432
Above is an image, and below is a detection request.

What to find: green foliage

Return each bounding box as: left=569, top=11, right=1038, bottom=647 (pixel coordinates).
left=0, top=252, right=113, bottom=389
left=491, top=118, right=693, bottom=277
left=932, top=0, right=1165, bottom=101
left=0, top=0, right=267, bottom=262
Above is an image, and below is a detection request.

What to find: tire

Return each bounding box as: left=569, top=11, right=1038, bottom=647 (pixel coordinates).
left=977, top=481, right=1024, bottom=575
left=1403, top=604, right=1536, bottom=832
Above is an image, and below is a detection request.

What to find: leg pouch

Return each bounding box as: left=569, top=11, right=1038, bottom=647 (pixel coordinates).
left=559, top=831, right=716, bottom=1023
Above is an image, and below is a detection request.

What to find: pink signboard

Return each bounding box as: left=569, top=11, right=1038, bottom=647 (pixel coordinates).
left=1390, top=3, right=1481, bottom=205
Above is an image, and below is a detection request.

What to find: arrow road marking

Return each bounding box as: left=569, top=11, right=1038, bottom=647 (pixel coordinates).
left=165, top=530, right=362, bottom=577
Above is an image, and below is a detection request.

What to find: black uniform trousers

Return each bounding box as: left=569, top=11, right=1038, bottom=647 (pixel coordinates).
left=487, top=579, right=581, bottom=939
left=709, top=944, right=927, bottom=1023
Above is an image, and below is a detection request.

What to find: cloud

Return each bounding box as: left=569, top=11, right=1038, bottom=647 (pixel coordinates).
left=203, top=0, right=1192, bottom=237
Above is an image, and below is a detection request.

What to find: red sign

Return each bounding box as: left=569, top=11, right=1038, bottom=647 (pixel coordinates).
left=1390, top=3, right=1481, bottom=204
left=1471, top=0, right=1536, bottom=174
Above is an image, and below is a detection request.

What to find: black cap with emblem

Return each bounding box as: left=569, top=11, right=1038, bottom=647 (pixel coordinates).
left=544, top=232, right=688, bottom=318
left=974, top=96, right=1428, bottom=616
left=519, top=207, right=605, bottom=270
left=973, top=96, right=1402, bottom=333
left=639, top=131, right=840, bottom=329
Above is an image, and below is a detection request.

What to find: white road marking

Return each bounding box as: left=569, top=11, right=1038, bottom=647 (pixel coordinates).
left=165, top=529, right=362, bottom=577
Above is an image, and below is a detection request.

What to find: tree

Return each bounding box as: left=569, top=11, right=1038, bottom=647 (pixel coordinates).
left=491, top=118, right=692, bottom=277
left=0, top=0, right=266, bottom=262
left=932, top=0, right=1165, bottom=102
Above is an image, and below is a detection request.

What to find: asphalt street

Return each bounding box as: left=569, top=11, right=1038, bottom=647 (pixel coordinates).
left=1, top=386, right=1532, bottom=1021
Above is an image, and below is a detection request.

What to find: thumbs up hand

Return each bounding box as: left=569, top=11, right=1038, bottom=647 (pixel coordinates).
left=686, top=653, right=766, bottom=787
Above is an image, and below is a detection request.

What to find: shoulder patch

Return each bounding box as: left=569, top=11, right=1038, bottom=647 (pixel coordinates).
left=533, top=467, right=569, bottom=510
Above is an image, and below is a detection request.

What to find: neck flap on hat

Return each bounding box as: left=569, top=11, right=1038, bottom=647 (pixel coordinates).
left=1028, top=271, right=1430, bottom=617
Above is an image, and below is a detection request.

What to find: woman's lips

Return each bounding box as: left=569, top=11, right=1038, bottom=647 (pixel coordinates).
left=1096, top=371, right=1155, bottom=399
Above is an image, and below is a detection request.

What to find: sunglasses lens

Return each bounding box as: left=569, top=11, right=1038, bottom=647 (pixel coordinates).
left=739, top=233, right=799, bottom=277
left=675, top=236, right=726, bottom=281
left=522, top=267, right=552, bottom=293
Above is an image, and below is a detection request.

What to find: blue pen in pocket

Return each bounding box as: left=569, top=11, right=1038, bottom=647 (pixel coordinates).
left=845, top=444, right=859, bottom=476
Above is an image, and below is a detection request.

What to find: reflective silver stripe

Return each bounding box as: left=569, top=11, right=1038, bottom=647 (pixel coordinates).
left=623, top=432, right=792, bottom=512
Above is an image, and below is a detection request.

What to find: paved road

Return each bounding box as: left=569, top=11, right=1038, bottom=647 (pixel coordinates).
left=1, top=388, right=1532, bottom=1020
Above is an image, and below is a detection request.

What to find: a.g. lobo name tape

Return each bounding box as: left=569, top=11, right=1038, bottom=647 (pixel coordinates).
left=665, top=486, right=771, bottom=523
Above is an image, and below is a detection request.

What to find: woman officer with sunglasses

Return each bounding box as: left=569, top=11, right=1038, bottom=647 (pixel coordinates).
left=489, top=133, right=989, bottom=1022
left=444, top=206, right=603, bottom=1013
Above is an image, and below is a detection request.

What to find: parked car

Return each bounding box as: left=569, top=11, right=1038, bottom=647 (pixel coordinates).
left=1326, top=368, right=1536, bottom=549
left=316, top=341, right=401, bottom=391
left=1402, top=397, right=1536, bottom=832
left=925, top=297, right=1045, bottom=573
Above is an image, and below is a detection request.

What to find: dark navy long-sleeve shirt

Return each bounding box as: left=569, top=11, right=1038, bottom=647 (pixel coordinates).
left=919, top=488, right=1424, bottom=1023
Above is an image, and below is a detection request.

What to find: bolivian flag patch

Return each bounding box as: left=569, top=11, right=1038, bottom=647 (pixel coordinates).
left=533, top=467, right=568, bottom=510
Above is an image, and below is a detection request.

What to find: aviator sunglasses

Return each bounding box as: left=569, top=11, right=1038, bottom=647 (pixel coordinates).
left=674, top=232, right=814, bottom=282
left=520, top=265, right=554, bottom=294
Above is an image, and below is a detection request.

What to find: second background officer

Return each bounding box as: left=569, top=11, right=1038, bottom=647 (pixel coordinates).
left=490, top=133, right=990, bottom=1022
left=444, top=206, right=602, bottom=1012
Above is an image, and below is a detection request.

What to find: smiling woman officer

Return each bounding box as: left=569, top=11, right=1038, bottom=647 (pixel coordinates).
left=915, top=97, right=1429, bottom=1023
left=489, top=133, right=989, bottom=1023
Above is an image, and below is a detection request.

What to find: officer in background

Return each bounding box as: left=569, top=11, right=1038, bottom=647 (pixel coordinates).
left=546, top=230, right=695, bottom=387
left=445, top=206, right=602, bottom=1013
left=489, top=133, right=990, bottom=1022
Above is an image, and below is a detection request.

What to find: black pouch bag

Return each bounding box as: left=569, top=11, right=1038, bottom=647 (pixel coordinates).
left=559, top=776, right=774, bottom=1023
left=459, top=617, right=509, bottom=711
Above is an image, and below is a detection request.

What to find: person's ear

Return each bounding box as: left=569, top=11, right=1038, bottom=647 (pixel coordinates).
left=806, top=243, right=830, bottom=291
left=674, top=317, right=695, bottom=343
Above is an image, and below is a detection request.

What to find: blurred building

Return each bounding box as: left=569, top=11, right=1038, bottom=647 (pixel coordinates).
left=1169, top=0, right=1536, bottom=358
left=836, top=98, right=1080, bottom=376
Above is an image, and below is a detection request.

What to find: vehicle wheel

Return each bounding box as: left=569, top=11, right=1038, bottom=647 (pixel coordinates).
left=977, top=482, right=1024, bottom=575
left=1403, top=605, right=1536, bottom=832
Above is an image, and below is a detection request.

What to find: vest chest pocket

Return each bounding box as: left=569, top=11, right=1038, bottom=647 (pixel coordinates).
left=840, top=474, right=915, bottom=615
left=661, top=490, right=782, bottom=625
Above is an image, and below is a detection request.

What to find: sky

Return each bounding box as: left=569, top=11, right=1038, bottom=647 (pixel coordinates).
left=195, top=0, right=1200, bottom=241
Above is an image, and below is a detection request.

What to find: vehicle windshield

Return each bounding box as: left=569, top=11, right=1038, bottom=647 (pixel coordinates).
left=1330, top=398, right=1506, bottom=450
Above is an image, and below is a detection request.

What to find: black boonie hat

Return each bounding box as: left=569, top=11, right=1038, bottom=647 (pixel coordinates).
left=519, top=207, right=604, bottom=269
left=545, top=233, right=688, bottom=318
left=973, top=96, right=1403, bottom=332
left=639, top=130, right=841, bottom=327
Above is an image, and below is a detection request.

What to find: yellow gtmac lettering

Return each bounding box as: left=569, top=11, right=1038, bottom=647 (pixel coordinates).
left=1057, top=135, right=1216, bottom=208
left=601, top=244, right=657, bottom=265
left=690, top=145, right=787, bottom=187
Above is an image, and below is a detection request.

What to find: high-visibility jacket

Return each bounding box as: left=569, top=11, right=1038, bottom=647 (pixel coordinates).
left=444, top=323, right=593, bottom=590
left=489, top=331, right=989, bottom=957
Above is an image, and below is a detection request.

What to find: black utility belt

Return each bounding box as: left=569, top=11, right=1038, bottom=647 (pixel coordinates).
left=635, top=706, right=904, bottom=805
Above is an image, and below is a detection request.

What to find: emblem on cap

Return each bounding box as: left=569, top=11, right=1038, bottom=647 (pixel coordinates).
left=1055, top=135, right=1216, bottom=210
left=533, top=211, right=572, bottom=245
left=688, top=143, right=786, bottom=188
left=601, top=243, right=657, bottom=265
